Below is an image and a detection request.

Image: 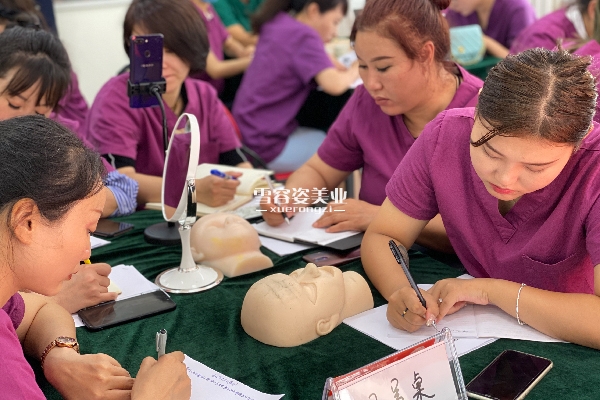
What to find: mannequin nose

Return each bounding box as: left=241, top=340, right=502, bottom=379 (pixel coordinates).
left=300, top=263, right=321, bottom=280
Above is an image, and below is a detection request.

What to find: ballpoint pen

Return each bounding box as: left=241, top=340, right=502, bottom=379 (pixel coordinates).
left=388, top=240, right=439, bottom=332
left=264, top=174, right=290, bottom=225
left=156, top=328, right=167, bottom=358
left=210, top=169, right=238, bottom=180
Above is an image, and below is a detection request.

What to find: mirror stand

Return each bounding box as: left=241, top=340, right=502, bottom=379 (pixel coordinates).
left=144, top=221, right=180, bottom=246
left=155, top=220, right=224, bottom=293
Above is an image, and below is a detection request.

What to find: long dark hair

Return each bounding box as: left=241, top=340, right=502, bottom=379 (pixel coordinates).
left=350, top=0, right=452, bottom=72
left=252, top=0, right=348, bottom=33
left=472, top=48, right=596, bottom=147
left=0, top=26, right=70, bottom=110
left=0, top=115, right=105, bottom=225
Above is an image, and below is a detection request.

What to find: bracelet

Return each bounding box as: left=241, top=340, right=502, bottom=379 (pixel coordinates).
left=516, top=283, right=526, bottom=326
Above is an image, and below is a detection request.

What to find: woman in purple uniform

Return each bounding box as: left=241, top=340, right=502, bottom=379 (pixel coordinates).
left=511, top=0, right=596, bottom=54
left=363, top=49, right=600, bottom=350
left=445, top=0, right=536, bottom=58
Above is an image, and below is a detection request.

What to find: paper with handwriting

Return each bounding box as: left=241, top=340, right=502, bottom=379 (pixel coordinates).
left=185, top=355, right=283, bottom=400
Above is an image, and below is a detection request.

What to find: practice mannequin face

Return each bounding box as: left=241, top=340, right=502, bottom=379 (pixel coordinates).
left=354, top=31, right=429, bottom=116
left=469, top=118, right=575, bottom=202
left=0, top=69, right=52, bottom=120
left=15, top=189, right=105, bottom=295
left=241, top=263, right=373, bottom=347
left=190, top=213, right=273, bottom=277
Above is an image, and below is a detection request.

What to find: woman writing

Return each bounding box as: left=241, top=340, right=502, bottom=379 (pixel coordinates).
left=362, top=49, right=600, bottom=349
left=0, top=115, right=190, bottom=399
left=86, top=0, right=251, bottom=208
left=262, top=0, right=482, bottom=252
left=232, top=0, right=359, bottom=173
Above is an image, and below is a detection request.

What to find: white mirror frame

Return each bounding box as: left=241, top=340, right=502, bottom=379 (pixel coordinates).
left=161, top=113, right=200, bottom=223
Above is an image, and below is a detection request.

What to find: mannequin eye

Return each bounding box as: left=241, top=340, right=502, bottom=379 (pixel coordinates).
left=300, top=282, right=317, bottom=304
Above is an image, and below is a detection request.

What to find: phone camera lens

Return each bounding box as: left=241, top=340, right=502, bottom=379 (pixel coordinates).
left=144, top=50, right=151, bottom=58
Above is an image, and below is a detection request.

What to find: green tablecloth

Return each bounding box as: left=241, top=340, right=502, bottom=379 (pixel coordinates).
left=463, top=56, right=502, bottom=81
left=37, top=210, right=598, bottom=399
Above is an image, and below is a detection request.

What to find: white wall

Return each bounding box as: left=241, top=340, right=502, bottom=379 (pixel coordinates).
left=55, top=0, right=130, bottom=105
left=53, top=0, right=566, bottom=104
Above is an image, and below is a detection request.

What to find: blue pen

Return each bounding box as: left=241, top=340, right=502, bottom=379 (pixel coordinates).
left=210, top=169, right=238, bottom=180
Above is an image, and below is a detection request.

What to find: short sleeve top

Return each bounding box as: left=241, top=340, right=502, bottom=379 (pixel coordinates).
left=386, top=107, right=600, bottom=294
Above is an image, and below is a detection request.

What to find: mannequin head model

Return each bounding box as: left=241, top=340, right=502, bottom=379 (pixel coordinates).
left=190, top=213, right=273, bottom=277
left=241, top=263, right=374, bottom=347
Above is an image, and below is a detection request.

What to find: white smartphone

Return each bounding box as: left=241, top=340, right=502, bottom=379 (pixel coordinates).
left=466, top=350, right=553, bottom=400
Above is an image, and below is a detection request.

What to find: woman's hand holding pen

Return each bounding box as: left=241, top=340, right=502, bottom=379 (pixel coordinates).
left=43, top=350, right=134, bottom=400
left=132, top=351, right=191, bottom=400
left=195, top=171, right=242, bottom=207
left=51, top=263, right=117, bottom=314
left=386, top=285, right=440, bottom=333
left=260, top=191, right=296, bottom=226
left=313, top=199, right=378, bottom=233
left=427, top=278, right=489, bottom=321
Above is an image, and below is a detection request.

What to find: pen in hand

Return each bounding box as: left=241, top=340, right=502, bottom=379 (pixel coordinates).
left=388, top=240, right=438, bottom=332
left=210, top=169, right=238, bottom=180
left=264, top=174, right=290, bottom=225
left=156, top=328, right=167, bottom=358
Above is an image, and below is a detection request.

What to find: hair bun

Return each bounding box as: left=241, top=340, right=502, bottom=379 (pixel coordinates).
left=430, top=0, right=451, bottom=10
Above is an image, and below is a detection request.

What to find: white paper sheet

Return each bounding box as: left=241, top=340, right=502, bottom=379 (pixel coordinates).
left=90, top=235, right=110, bottom=249
left=259, top=235, right=315, bottom=256
left=73, top=264, right=160, bottom=327
left=344, top=305, right=495, bottom=357
left=253, top=209, right=359, bottom=246
left=184, top=355, right=284, bottom=400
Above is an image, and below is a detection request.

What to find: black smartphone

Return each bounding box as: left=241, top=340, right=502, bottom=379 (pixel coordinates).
left=78, top=290, right=176, bottom=331
left=466, top=350, right=553, bottom=400
left=129, top=33, right=164, bottom=108
left=93, top=219, right=134, bottom=238
left=302, top=247, right=361, bottom=267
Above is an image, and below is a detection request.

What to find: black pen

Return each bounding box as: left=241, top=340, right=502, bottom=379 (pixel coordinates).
left=264, top=174, right=290, bottom=224
left=388, top=240, right=438, bottom=331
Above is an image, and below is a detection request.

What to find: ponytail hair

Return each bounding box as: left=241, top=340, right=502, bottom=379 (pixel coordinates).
left=252, top=0, right=348, bottom=33
left=351, top=0, right=452, bottom=71
left=473, top=48, right=596, bottom=147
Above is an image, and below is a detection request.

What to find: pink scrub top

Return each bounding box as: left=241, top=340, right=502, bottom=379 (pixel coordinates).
left=574, top=40, right=600, bottom=124
left=510, top=8, right=578, bottom=54
left=56, top=70, right=89, bottom=132
left=318, top=65, right=483, bottom=206
left=192, top=3, right=230, bottom=94
left=445, top=0, right=537, bottom=49
left=386, top=107, right=600, bottom=294
left=1, top=293, right=45, bottom=399
left=232, top=11, right=334, bottom=163
left=85, top=73, right=241, bottom=178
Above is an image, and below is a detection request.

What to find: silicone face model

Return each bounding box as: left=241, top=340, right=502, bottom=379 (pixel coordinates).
left=241, top=263, right=374, bottom=347
left=190, top=213, right=273, bottom=277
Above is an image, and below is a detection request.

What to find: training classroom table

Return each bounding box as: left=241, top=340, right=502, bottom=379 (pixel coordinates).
left=36, top=210, right=598, bottom=399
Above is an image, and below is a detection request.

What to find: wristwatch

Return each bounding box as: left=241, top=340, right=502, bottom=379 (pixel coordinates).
left=40, top=336, right=80, bottom=368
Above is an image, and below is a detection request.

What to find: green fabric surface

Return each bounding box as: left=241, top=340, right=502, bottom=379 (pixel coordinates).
left=463, top=56, right=502, bottom=81
left=37, top=210, right=600, bottom=399
left=212, top=0, right=263, bottom=31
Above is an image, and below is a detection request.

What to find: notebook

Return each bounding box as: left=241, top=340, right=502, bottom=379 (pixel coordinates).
left=253, top=208, right=363, bottom=250
left=146, top=164, right=273, bottom=216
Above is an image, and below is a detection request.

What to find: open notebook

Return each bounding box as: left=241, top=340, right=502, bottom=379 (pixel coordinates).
left=253, top=208, right=361, bottom=248
left=146, top=164, right=273, bottom=216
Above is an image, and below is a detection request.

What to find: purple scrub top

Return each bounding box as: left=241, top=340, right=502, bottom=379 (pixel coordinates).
left=56, top=70, right=89, bottom=132
left=0, top=293, right=45, bottom=399
left=318, top=65, right=483, bottom=206
left=85, top=73, right=241, bottom=178
left=386, top=107, right=600, bottom=294
left=232, top=12, right=334, bottom=163
left=510, top=8, right=578, bottom=54
left=445, top=0, right=537, bottom=49
left=191, top=3, right=230, bottom=94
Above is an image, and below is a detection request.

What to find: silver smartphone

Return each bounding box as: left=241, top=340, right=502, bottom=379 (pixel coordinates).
left=466, top=350, right=553, bottom=400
